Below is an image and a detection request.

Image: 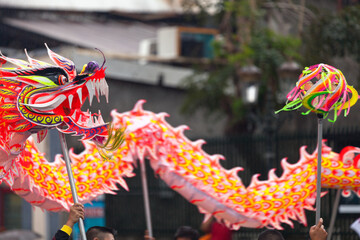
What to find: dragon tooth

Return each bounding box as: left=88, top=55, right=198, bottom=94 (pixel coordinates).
left=105, top=88, right=109, bottom=103
left=91, top=79, right=95, bottom=89
left=101, top=78, right=109, bottom=103
left=77, top=88, right=83, bottom=104
left=97, top=114, right=105, bottom=124
left=86, top=81, right=94, bottom=106
left=87, top=112, right=95, bottom=127
left=91, top=80, right=96, bottom=99
left=100, top=78, right=106, bottom=95
left=68, top=94, right=74, bottom=109
left=71, top=111, right=77, bottom=119
left=98, top=81, right=102, bottom=99
left=86, top=117, right=94, bottom=127
left=95, top=80, right=100, bottom=102
left=89, top=94, right=94, bottom=106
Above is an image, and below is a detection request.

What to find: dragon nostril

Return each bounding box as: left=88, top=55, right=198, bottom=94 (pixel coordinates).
left=85, top=61, right=99, bottom=73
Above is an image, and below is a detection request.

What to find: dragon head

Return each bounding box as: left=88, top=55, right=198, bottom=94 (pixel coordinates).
left=0, top=44, right=112, bottom=143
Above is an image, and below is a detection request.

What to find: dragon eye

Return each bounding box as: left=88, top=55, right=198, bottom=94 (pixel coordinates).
left=58, top=75, right=68, bottom=85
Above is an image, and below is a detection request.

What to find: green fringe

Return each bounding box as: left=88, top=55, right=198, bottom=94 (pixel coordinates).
left=275, top=99, right=303, bottom=114
left=96, top=123, right=125, bottom=160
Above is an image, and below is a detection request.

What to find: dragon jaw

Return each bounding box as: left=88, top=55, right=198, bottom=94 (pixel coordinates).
left=18, top=67, right=110, bottom=140
left=23, top=77, right=109, bottom=116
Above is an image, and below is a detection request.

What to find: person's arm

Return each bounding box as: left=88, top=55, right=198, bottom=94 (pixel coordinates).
left=52, top=203, right=85, bottom=240
left=200, top=216, right=214, bottom=233
left=144, top=230, right=155, bottom=240
left=309, top=218, right=328, bottom=240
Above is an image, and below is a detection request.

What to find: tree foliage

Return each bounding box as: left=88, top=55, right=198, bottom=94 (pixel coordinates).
left=302, top=5, right=360, bottom=64
left=181, top=1, right=360, bottom=135
left=181, top=0, right=301, bottom=135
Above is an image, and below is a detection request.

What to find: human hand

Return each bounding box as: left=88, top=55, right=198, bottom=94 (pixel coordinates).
left=310, top=218, right=328, bottom=240
left=66, top=203, right=85, bottom=228
left=144, top=230, right=155, bottom=240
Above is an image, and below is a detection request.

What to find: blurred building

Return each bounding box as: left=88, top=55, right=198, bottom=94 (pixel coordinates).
left=0, top=0, right=359, bottom=239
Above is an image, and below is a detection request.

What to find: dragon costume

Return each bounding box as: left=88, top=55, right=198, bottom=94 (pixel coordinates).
left=1, top=49, right=360, bottom=230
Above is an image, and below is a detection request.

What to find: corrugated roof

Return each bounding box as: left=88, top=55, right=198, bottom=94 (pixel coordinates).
left=5, top=18, right=161, bottom=56
left=0, top=0, right=183, bottom=13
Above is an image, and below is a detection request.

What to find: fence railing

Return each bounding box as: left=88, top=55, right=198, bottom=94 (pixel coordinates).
left=106, top=127, right=360, bottom=239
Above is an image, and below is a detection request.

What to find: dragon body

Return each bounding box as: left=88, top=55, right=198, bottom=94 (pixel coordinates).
left=4, top=100, right=360, bottom=230
left=1, top=51, right=360, bottom=230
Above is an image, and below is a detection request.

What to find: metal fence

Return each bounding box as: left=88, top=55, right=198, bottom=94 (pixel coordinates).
left=106, top=126, right=360, bottom=239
